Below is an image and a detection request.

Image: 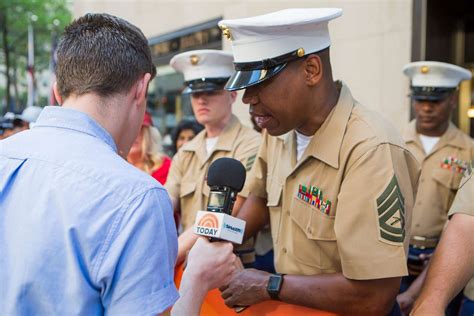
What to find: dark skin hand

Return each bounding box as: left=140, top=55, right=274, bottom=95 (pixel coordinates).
left=220, top=267, right=401, bottom=315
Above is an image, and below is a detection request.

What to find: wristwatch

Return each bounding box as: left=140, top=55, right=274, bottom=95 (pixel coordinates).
left=267, top=273, right=285, bottom=300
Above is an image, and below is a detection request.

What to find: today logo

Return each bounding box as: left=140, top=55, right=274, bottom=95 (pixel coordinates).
left=196, top=213, right=219, bottom=236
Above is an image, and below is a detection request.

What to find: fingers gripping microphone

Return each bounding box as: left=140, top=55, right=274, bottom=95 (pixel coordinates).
left=194, top=158, right=247, bottom=244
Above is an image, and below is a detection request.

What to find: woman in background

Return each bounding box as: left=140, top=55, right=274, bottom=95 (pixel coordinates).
left=171, top=119, right=204, bottom=155
left=128, top=112, right=171, bottom=185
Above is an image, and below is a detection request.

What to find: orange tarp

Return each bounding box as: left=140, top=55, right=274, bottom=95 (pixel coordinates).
left=174, top=264, right=336, bottom=316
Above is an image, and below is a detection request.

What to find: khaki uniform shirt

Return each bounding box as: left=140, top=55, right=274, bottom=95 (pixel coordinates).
left=247, top=83, right=420, bottom=280
left=448, top=171, right=474, bottom=300
left=166, top=115, right=261, bottom=230
left=403, top=121, right=473, bottom=240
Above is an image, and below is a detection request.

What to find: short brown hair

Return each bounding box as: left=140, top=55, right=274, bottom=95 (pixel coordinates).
left=56, top=13, right=156, bottom=99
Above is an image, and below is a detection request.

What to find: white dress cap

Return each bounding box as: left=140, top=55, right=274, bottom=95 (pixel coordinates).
left=218, top=8, right=342, bottom=90
left=19, top=106, right=43, bottom=123
left=403, top=61, right=471, bottom=88
left=170, top=50, right=234, bottom=82
left=170, top=50, right=234, bottom=94
left=219, top=8, right=342, bottom=63
left=403, top=61, right=472, bottom=101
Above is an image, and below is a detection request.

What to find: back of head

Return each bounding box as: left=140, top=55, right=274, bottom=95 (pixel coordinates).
left=56, top=13, right=156, bottom=100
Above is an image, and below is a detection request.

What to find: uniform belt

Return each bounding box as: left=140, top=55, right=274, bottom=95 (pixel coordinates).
left=410, top=236, right=438, bottom=249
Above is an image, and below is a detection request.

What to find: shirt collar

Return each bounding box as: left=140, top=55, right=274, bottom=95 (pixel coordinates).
left=293, top=82, right=354, bottom=169
left=437, top=122, right=468, bottom=149
left=33, top=106, right=118, bottom=152
left=404, top=120, right=467, bottom=151
left=184, top=114, right=240, bottom=153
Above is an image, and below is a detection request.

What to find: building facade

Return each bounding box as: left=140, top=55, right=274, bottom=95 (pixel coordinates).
left=73, top=0, right=473, bottom=137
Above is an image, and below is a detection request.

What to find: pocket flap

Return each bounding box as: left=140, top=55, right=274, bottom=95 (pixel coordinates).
left=291, top=198, right=336, bottom=241
left=267, top=180, right=283, bottom=207
left=179, top=181, right=196, bottom=198
left=432, top=168, right=463, bottom=189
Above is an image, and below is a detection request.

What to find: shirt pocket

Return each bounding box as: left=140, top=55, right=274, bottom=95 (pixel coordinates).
left=179, top=182, right=196, bottom=198
left=432, top=168, right=463, bottom=190
left=179, top=181, right=197, bottom=229
left=432, top=168, right=464, bottom=211
left=266, top=178, right=283, bottom=244
left=289, top=197, right=337, bottom=270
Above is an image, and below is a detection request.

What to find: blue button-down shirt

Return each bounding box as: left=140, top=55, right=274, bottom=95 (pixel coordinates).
left=0, top=106, right=179, bottom=315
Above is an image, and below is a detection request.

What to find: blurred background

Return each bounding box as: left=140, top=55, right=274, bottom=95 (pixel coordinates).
left=1, top=0, right=473, bottom=139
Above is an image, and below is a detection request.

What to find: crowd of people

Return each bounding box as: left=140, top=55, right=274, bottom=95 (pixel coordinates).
left=0, top=7, right=472, bottom=316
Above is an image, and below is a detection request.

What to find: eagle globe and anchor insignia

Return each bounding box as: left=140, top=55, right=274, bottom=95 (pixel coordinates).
left=376, top=175, right=405, bottom=244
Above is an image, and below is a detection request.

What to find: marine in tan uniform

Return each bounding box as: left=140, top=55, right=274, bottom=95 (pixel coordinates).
left=396, top=61, right=473, bottom=314
left=217, top=9, right=420, bottom=315
left=166, top=50, right=261, bottom=264
left=411, top=168, right=474, bottom=316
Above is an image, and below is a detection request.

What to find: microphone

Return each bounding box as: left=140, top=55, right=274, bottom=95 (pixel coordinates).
left=194, top=157, right=247, bottom=244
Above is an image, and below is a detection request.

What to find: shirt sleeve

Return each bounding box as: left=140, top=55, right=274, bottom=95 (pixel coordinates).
left=448, top=174, right=473, bottom=217
left=96, top=188, right=179, bottom=316
left=245, top=130, right=269, bottom=199
left=335, top=143, right=417, bottom=280
left=234, top=130, right=262, bottom=198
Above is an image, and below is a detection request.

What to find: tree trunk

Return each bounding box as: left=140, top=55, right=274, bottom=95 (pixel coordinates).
left=0, top=9, right=11, bottom=115
left=12, top=58, right=20, bottom=112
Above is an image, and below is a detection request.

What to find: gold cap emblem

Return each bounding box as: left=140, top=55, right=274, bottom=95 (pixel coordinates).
left=220, top=25, right=232, bottom=41
left=190, top=55, right=200, bottom=66
left=297, top=48, right=305, bottom=57
left=421, top=66, right=430, bottom=74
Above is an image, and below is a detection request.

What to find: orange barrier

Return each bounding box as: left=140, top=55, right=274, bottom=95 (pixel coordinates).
left=174, top=264, right=336, bottom=316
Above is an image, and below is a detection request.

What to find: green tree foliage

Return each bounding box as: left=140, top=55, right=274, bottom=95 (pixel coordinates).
left=0, top=0, right=71, bottom=114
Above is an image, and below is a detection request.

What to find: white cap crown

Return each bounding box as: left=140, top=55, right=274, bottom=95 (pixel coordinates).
left=403, top=61, right=472, bottom=88
left=170, top=50, right=234, bottom=82
left=219, top=8, right=342, bottom=63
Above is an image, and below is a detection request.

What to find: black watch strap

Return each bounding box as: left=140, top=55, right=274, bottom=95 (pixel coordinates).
left=267, top=273, right=285, bottom=300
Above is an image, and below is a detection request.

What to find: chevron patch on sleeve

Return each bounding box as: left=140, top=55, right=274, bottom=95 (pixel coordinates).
left=376, top=175, right=405, bottom=244
left=245, top=154, right=257, bottom=171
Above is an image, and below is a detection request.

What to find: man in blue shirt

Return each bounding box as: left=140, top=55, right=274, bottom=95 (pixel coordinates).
left=0, top=13, right=236, bottom=315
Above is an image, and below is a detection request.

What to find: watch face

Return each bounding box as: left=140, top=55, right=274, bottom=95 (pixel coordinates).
left=268, top=275, right=281, bottom=291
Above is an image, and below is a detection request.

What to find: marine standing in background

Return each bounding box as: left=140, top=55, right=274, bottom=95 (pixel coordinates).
left=166, top=50, right=261, bottom=265
left=397, top=61, right=473, bottom=314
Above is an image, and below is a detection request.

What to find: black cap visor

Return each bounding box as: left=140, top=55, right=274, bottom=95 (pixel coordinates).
left=224, top=63, right=287, bottom=91
left=183, top=78, right=229, bottom=95
left=410, top=87, right=455, bottom=102
left=224, top=47, right=330, bottom=91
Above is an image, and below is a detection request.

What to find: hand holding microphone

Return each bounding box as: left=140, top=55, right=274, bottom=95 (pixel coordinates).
left=190, top=157, right=249, bottom=312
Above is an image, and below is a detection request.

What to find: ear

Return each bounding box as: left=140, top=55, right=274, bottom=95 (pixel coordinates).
left=303, top=54, right=323, bottom=86
left=134, top=73, right=152, bottom=105
left=229, top=91, right=237, bottom=103
left=53, top=82, right=63, bottom=105
left=448, top=92, right=458, bottom=111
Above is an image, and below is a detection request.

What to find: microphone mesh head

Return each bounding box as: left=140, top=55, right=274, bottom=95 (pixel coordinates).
left=207, top=157, right=246, bottom=192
